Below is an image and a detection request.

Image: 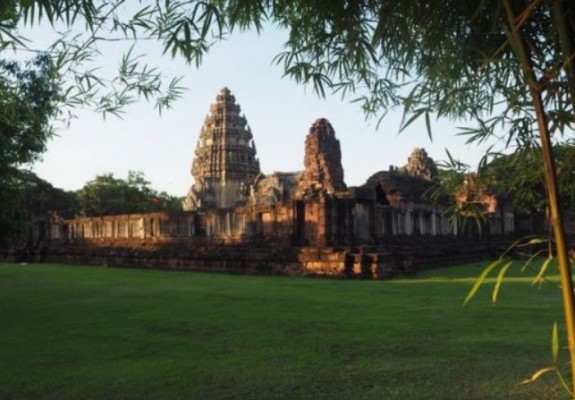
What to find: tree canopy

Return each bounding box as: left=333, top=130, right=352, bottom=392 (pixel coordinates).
left=1, top=1, right=572, bottom=140
left=481, top=143, right=575, bottom=214
left=76, top=171, right=182, bottom=217
left=0, top=169, right=77, bottom=245
left=0, top=53, right=63, bottom=245
left=0, top=54, right=60, bottom=166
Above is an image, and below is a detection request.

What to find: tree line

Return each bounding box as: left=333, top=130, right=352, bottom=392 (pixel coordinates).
left=0, top=170, right=182, bottom=246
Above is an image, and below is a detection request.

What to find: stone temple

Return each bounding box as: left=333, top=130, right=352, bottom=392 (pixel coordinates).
left=26, top=88, right=518, bottom=278
left=183, top=88, right=260, bottom=210
left=182, top=89, right=352, bottom=214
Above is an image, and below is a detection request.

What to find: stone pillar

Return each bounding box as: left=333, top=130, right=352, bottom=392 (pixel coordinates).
left=419, top=213, right=425, bottom=235
left=226, top=211, right=232, bottom=237
left=405, top=211, right=412, bottom=236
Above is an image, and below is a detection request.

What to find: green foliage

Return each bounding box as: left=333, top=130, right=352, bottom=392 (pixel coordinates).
left=0, top=1, right=570, bottom=139
left=0, top=54, right=63, bottom=245
left=0, top=53, right=60, bottom=168
left=431, top=142, right=575, bottom=234
left=0, top=170, right=78, bottom=245
left=0, top=262, right=564, bottom=399
left=429, top=151, right=489, bottom=234
left=521, top=322, right=572, bottom=396
left=0, top=168, right=182, bottom=245
left=17, top=170, right=78, bottom=218
left=2, top=1, right=189, bottom=118
left=464, top=236, right=558, bottom=306
left=76, top=170, right=182, bottom=216
left=479, top=143, right=575, bottom=214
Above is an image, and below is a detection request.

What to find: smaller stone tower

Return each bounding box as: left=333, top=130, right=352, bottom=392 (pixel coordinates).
left=183, top=88, right=260, bottom=210
left=295, top=118, right=347, bottom=199
left=403, top=148, right=438, bottom=181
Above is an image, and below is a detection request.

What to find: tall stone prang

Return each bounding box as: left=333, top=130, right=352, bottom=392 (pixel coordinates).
left=403, top=148, right=438, bottom=181
left=295, top=118, right=347, bottom=199
left=182, top=88, right=260, bottom=210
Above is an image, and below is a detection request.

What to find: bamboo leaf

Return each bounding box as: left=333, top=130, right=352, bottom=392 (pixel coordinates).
left=520, top=367, right=555, bottom=384
left=464, top=259, right=502, bottom=305
left=445, top=148, right=455, bottom=166
left=552, top=321, right=559, bottom=364
left=532, top=257, right=553, bottom=286
left=400, top=107, right=428, bottom=133
left=520, top=249, right=548, bottom=272
left=525, top=238, right=548, bottom=245
left=501, top=235, right=540, bottom=259
left=492, top=261, right=513, bottom=303
left=425, top=111, right=433, bottom=141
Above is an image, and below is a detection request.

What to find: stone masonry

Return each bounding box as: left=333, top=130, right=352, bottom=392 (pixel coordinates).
left=295, top=118, right=347, bottom=199
left=25, top=89, right=519, bottom=279
left=183, top=88, right=260, bottom=210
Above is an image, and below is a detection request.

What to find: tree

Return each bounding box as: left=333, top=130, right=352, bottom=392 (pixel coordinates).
left=2, top=0, right=575, bottom=394
left=432, top=142, right=575, bottom=230
left=482, top=144, right=575, bottom=214
left=0, top=169, right=78, bottom=245
left=19, top=170, right=79, bottom=218
left=0, top=53, right=63, bottom=245
left=1, top=1, right=186, bottom=118
left=0, top=54, right=60, bottom=167
left=0, top=2, right=189, bottom=242
left=76, top=171, right=182, bottom=217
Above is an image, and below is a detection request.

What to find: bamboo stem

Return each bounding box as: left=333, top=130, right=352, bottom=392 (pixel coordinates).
left=503, top=0, right=575, bottom=397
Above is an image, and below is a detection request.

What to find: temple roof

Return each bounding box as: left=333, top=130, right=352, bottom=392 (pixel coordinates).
left=363, top=171, right=437, bottom=205
left=183, top=88, right=261, bottom=210
left=191, top=87, right=260, bottom=182
left=251, top=171, right=302, bottom=205
left=295, top=118, right=347, bottom=198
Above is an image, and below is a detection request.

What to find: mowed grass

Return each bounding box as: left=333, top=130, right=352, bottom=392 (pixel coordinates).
left=0, top=262, right=567, bottom=399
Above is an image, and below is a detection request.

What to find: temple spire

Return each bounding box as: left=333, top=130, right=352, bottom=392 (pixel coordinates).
left=295, top=118, right=347, bottom=199
left=183, top=88, right=260, bottom=210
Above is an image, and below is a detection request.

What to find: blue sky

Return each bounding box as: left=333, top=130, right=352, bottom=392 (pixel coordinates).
left=23, top=24, right=496, bottom=196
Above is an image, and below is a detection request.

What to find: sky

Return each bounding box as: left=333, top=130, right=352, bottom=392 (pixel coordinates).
left=22, top=22, right=497, bottom=196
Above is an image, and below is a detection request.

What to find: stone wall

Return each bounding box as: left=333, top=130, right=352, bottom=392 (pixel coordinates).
left=3, top=234, right=510, bottom=280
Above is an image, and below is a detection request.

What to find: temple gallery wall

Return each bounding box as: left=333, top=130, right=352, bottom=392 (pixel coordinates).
left=21, top=88, right=519, bottom=278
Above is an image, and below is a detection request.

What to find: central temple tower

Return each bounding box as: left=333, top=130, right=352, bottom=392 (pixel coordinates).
left=183, top=88, right=261, bottom=210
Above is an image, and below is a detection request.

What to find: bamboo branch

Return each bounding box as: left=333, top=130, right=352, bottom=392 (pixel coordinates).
left=503, top=0, right=575, bottom=397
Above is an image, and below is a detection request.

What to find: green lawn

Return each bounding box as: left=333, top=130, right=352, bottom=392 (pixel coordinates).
left=0, top=262, right=567, bottom=399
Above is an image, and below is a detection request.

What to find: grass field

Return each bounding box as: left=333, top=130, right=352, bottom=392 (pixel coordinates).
left=0, top=262, right=568, bottom=399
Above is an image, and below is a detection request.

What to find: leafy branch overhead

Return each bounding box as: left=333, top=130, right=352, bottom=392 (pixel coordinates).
left=1, top=1, right=572, bottom=142
left=2, top=1, right=192, bottom=119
